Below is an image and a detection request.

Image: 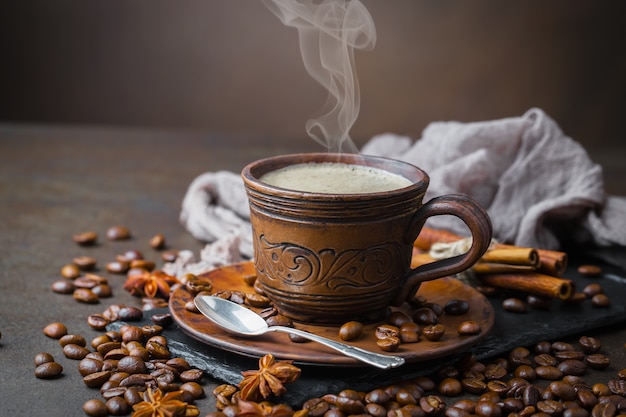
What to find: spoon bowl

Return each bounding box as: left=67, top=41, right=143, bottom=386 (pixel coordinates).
left=194, top=295, right=405, bottom=369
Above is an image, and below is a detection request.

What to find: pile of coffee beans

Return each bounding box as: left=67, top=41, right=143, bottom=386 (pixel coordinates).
left=208, top=335, right=626, bottom=417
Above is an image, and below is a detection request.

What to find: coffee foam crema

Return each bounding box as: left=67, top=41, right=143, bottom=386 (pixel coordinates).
left=259, top=162, right=413, bottom=194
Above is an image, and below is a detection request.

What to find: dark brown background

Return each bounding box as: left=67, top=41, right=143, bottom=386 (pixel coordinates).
left=2, top=2, right=625, bottom=147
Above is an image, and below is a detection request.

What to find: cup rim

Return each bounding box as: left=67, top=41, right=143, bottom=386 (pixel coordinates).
left=241, top=152, right=428, bottom=199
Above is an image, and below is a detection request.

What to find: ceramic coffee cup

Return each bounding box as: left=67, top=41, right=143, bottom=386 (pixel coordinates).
left=242, top=153, right=492, bottom=324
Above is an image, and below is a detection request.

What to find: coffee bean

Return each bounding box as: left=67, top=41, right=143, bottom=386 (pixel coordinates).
left=583, top=283, right=604, bottom=298
left=59, top=334, right=87, bottom=347
left=535, top=365, right=564, bottom=380
left=73, top=231, right=98, bottom=246
left=585, top=354, right=611, bottom=370
left=72, top=255, right=97, bottom=270
left=527, top=295, right=553, bottom=310
left=78, top=357, right=104, bottom=376
left=535, top=354, right=558, bottom=367
left=35, top=361, right=63, bottom=379
left=502, top=298, right=527, bottom=313
left=558, top=359, right=587, bottom=376
left=376, top=336, right=401, bottom=352
left=555, top=350, right=586, bottom=361
left=514, top=365, right=536, bottom=380
left=73, top=288, right=99, bottom=304
left=161, top=250, right=179, bottom=263
left=92, top=284, right=113, bottom=298
left=423, top=324, right=445, bottom=341
left=438, top=378, right=463, bottom=396
left=43, top=322, right=68, bottom=339
left=457, top=321, right=481, bottom=335
left=552, top=341, right=575, bottom=352
left=61, top=263, right=81, bottom=279
left=105, top=396, right=130, bottom=416
left=577, top=389, right=599, bottom=409
left=82, top=398, right=108, bottom=417
left=462, top=378, right=487, bottom=394
left=339, top=321, right=363, bottom=341
left=118, top=306, right=143, bottom=322
left=591, top=402, right=616, bottom=417
left=413, top=307, right=439, bottom=325
left=444, top=299, right=470, bottom=315
left=151, top=313, right=173, bottom=328
left=537, top=399, right=564, bottom=415
left=475, top=400, right=502, bottom=417
left=579, top=336, right=602, bottom=354
left=591, top=294, right=611, bottom=308
left=106, top=225, right=131, bottom=240
left=34, top=352, right=55, bottom=366
left=375, top=324, right=400, bottom=340
left=130, top=259, right=155, bottom=271
left=607, top=379, right=626, bottom=396
left=548, top=381, right=577, bottom=401
left=63, top=343, right=91, bottom=360
left=51, top=279, right=75, bottom=294
left=388, top=311, right=413, bottom=327
left=578, top=264, right=602, bottom=277
left=106, top=260, right=130, bottom=274
left=399, top=322, right=420, bottom=343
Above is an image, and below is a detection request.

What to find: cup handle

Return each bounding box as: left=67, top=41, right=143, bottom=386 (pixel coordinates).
left=392, top=194, right=493, bottom=306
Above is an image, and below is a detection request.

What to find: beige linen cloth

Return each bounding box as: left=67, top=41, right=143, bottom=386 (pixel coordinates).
left=166, top=108, right=626, bottom=276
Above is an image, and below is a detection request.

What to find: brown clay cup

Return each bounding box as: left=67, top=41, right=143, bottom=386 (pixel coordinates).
left=242, top=153, right=492, bottom=324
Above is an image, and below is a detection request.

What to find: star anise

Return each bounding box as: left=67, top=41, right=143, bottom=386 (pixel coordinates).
left=132, top=388, right=199, bottom=417
left=123, top=269, right=179, bottom=299
left=239, top=354, right=301, bottom=402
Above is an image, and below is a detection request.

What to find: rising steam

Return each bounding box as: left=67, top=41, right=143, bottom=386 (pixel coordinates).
left=261, top=0, right=376, bottom=153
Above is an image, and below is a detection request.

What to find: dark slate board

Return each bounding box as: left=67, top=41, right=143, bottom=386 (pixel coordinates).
left=109, top=247, right=626, bottom=407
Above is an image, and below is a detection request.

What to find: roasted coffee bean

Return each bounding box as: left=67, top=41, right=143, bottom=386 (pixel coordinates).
left=591, top=294, right=611, bottom=308
left=34, top=352, right=55, bottom=367
left=420, top=395, right=446, bottom=416
left=583, top=283, right=604, bottom=298
left=117, top=356, right=148, bottom=374
left=578, top=264, right=602, bottom=277
left=565, top=292, right=588, bottom=305
left=579, top=336, right=602, bottom=354
left=375, top=324, right=400, bottom=340
left=118, top=305, right=143, bottom=321
left=585, top=354, right=611, bottom=369
left=502, top=298, right=527, bottom=313
left=535, top=353, right=558, bottom=367
left=534, top=341, right=553, bottom=354
left=106, top=260, right=130, bottom=274
left=265, top=314, right=292, bottom=327
left=339, top=321, right=363, bottom=341
left=63, top=343, right=91, bottom=360
left=535, top=365, right=564, bottom=380
left=591, top=402, right=616, bottom=417
left=73, top=288, right=99, bottom=304
left=438, top=378, right=463, bottom=396
left=61, top=263, right=81, bottom=279
left=501, top=398, right=525, bottom=414
left=150, top=313, right=173, bottom=328
left=555, top=350, right=586, bottom=361
left=51, top=279, right=75, bottom=294
left=83, top=370, right=113, bottom=388
left=106, top=225, right=131, bottom=240
left=413, top=308, right=438, bottom=325
left=161, top=250, right=179, bottom=263
left=422, top=324, right=445, bottom=341
left=457, top=321, right=481, bottom=335
left=388, top=311, right=414, bottom=327
left=73, top=255, right=97, bottom=270
left=537, top=399, right=564, bottom=415
left=548, top=381, right=578, bottom=401
left=578, top=389, right=600, bottom=409
left=510, top=346, right=532, bottom=365
left=444, top=299, right=470, bottom=315
left=244, top=293, right=270, bottom=308
left=486, top=380, right=509, bottom=396
left=552, top=341, right=575, bottom=352
left=130, top=259, right=155, bottom=271
left=485, top=363, right=508, bottom=380
left=475, top=400, right=502, bottom=417
left=105, top=396, right=130, bottom=416
left=35, top=361, right=63, bottom=379
left=608, top=379, right=626, bottom=396
left=79, top=357, right=104, bottom=376
left=73, top=231, right=98, bottom=246
left=527, top=295, right=553, bottom=310
left=462, top=378, right=487, bottom=394
left=564, top=407, right=591, bottom=417
left=43, top=321, right=68, bottom=339
left=82, top=398, right=108, bottom=417
left=399, top=322, right=420, bottom=343
left=87, top=314, right=111, bottom=331
left=59, top=334, right=87, bottom=347
left=141, top=325, right=163, bottom=339
left=377, top=336, right=401, bottom=352
left=558, top=359, right=587, bottom=376
left=514, top=365, right=536, bottom=380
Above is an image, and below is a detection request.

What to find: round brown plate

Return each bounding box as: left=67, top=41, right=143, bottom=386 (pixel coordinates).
left=170, top=261, right=494, bottom=367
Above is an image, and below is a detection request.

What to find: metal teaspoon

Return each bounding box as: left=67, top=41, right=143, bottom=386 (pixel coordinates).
left=193, top=295, right=405, bottom=370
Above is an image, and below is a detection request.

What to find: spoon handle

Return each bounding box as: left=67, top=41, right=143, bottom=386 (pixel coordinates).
left=269, top=326, right=405, bottom=369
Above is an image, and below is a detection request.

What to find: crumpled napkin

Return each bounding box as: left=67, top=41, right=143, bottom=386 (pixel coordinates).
left=168, top=108, right=626, bottom=276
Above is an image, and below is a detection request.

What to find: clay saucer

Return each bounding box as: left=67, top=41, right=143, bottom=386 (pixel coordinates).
left=169, top=261, right=494, bottom=367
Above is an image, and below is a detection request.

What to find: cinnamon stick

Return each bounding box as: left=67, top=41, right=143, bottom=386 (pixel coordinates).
left=415, top=227, right=568, bottom=276
left=472, top=263, right=536, bottom=274
left=480, top=247, right=539, bottom=268
left=478, top=273, right=574, bottom=300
